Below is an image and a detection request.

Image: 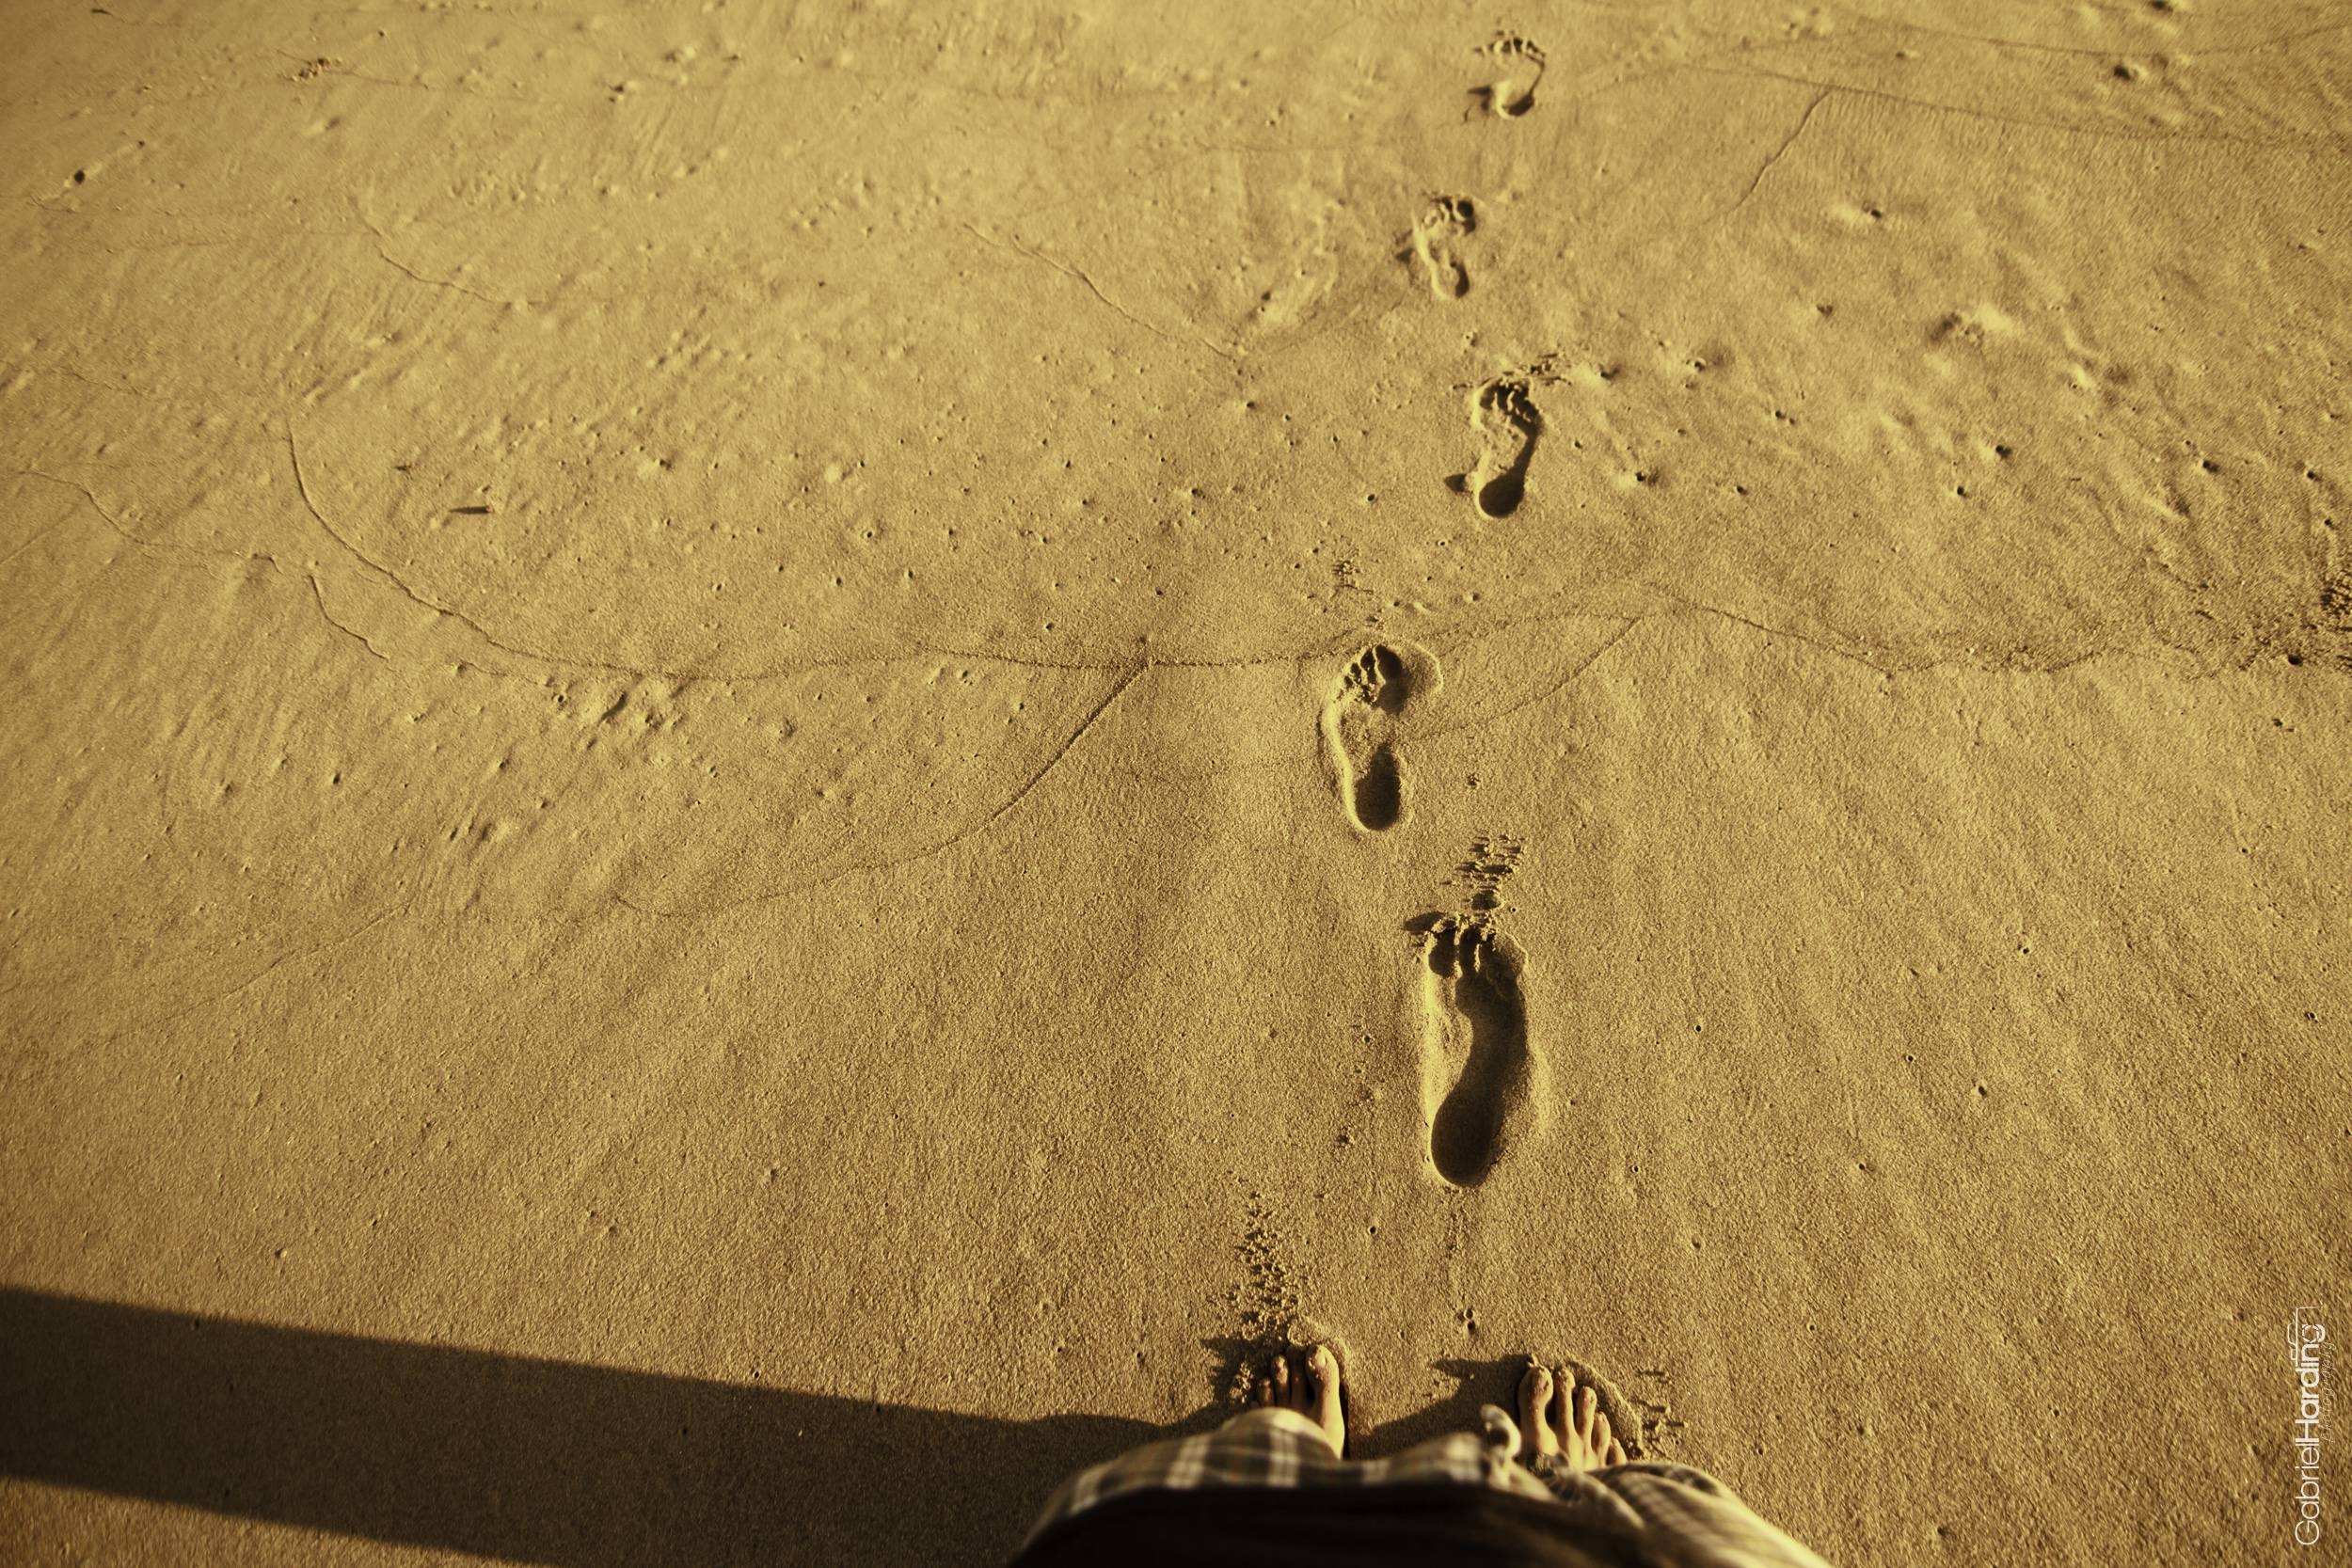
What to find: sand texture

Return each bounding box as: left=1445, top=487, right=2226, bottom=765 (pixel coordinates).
left=2, top=1, right=2347, bottom=1563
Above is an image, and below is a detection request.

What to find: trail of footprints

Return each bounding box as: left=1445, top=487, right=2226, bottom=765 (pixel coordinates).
left=1308, top=35, right=1565, bottom=1190
left=1403, top=34, right=1553, bottom=515
left=1321, top=640, right=1540, bottom=1188
left=1403, top=33, right=1546, bottom=298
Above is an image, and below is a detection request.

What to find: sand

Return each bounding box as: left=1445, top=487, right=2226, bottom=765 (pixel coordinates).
left=1, top=1, right=2346, bottom=1563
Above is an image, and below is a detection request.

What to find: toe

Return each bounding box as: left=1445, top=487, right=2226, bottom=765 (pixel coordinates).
left=1592, top=1409, right=1614, bottom=1457
left=1307, top=1344, right=1341, bottom=1397
left=1305, top=1345, right=1347, bottom=1454
left=1518, top=1363, right=1557, bottom=1454
left=1573, top=1385, right=1599, bottom=1450
left=1518, top=1361, right=1551, bottom=1416
left=1270, top=1352, right=1294, bottom=1410
left=1604, top=1437, right=1629, bottom=1466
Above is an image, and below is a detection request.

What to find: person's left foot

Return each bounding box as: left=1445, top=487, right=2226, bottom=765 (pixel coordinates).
left=1249, top=1343, right=1347, bottom=1454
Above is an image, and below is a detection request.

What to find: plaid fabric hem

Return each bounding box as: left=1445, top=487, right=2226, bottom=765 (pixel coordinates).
left=1541, top=1462, right=1840, bottom=1568
left=1020, top=1403, right=1552, bottom=1548
left=1024, top=1407, right=1837, bottom=1567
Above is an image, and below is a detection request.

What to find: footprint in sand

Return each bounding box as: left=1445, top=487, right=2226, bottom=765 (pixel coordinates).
left=1321, top=642, right=1438, bottom=833
left=1447, top=374, right=1542, bottom=520
left=1472, top=35, right=1547, bottom=119
left=1406, top=196, right=1476, bottom=299
left=1415, top=915, right=1535, bottom=1188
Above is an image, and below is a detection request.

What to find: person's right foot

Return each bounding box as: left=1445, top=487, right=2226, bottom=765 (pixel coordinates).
left=1518, top=1361, right=1629, bottom=1471
left=1250, top=1343, right=1347, bottom=1455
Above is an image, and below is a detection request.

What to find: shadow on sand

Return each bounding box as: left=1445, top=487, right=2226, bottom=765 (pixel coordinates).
left=3, top=1291, right=1587, bottom=1563
left=0, top=1287, right=1164, bottom=1567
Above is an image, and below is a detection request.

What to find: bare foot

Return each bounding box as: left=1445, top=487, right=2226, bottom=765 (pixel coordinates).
left=1249, top=1343, right=1347, bottom=1455
left=1518, top=1360, right=1628, bottom=1471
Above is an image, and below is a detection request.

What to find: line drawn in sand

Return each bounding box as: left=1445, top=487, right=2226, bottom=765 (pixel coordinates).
left=1321, top=642, right=1440, bottom=833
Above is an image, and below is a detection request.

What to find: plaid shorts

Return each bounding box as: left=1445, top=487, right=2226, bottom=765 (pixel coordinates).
left=1021, top=1404, right=1836, bottom=1568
